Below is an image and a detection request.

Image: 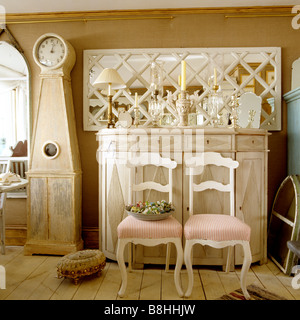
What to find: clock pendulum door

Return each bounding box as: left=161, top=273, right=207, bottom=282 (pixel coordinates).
left=24, top=33, right=83, bottom=255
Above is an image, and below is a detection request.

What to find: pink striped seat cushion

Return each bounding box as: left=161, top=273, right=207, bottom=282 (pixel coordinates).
left=184, top=214, right=251, bottom=241
left=117, top=216, right=182, bottom=239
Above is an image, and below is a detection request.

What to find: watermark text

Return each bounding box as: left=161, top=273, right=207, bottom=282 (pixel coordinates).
left=291, top=5, right=300, bottom=29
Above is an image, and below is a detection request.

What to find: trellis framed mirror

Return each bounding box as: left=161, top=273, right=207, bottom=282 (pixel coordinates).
left=83, top=47, right=281, bottom=131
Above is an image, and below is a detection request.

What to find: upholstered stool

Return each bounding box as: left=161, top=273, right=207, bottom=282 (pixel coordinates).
left=57, top=250, right=106, bottom=284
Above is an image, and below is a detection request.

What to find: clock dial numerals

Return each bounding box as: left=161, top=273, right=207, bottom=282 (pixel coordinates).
left=37, top=37, right=65, bottom=67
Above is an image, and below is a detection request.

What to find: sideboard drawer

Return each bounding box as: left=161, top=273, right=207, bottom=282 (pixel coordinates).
left=236, top=135, right=265, bottom=151
left=203, top=135, right=232, bottom=151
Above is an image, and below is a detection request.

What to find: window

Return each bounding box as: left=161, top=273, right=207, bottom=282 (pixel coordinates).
left=0, top=41, right=30, bottom=198
left=0, top=86, right=28, bottom=156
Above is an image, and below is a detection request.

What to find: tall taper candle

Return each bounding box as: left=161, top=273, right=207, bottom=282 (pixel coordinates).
left=181, top=60, right=186, bottom=91
left=214, top=68, right=217, bottom=86
left=135, top=92, right=138, bottom=107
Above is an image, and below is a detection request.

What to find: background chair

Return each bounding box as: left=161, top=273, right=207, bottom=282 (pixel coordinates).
left=287, top=240, right=300, bottom=274
left=0, top=159, right=11, bottom=255
left=184, top=152, right=252, bottom=299
left=9, top=158, right=28, bottom=197
left=287, top=241, right=300, bottom=289
left=116, top=153, right=183, bottom=297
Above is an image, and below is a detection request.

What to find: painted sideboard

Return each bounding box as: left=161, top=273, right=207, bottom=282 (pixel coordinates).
left=97, top=127, right=269, bottom=267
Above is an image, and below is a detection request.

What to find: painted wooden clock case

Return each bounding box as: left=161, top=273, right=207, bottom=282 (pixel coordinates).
left=24, top=33, right=83, bottom=255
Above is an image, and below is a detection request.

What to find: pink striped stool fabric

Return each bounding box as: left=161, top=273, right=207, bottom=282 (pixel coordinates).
left=184, top=214, right=251, bottom=242
left=117, top=216, right=182, bottom=239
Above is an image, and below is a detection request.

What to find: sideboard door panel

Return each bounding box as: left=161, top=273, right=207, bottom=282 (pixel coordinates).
left=102, top=159, right=128, bottom=260
left=235, top=152, right=266, bottom=264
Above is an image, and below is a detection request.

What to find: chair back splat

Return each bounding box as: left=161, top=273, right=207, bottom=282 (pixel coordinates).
left=127, top=153, right=176, bottom=205
left=187, top=152, right=238, bottom=217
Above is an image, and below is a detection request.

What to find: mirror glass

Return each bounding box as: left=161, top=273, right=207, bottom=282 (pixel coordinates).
left=83, top=48, right=281, bottom=131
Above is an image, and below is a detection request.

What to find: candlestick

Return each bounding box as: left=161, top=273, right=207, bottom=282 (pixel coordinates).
left=134, top=92, right=140, bottom=127
left=176, top=90, right=191, bottom=126
left=246, top=109, right=256, bottom=128
left=149, top=89, right=162, bottom=126
left=181, top=60, right=186, bottom=91
left=228, top=94, right=240, bottom=129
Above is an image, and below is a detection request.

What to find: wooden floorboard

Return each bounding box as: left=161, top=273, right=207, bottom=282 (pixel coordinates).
left=0, top=246, right=298, bottom=300
left=139, top=268, right=161, bottom=300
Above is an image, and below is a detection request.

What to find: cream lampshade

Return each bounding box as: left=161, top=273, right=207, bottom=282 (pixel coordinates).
left=93, top=68, right=126, bottom=128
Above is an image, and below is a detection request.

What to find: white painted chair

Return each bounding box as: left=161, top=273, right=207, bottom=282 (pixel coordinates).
left=0, top=159, right=11, bottom=255
left=183, top=152, right=252, bottom=299
left=116, top=153, right=184, bottom=297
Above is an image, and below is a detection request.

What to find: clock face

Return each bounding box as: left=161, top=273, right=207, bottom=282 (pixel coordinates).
left=37, top=36, right=65, bottom=67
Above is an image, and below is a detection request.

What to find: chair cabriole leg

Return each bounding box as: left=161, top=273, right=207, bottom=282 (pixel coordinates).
left=240, top=241, right=252, bottom=300
left=173, top=238, right=184, bottom=297
left=184, top=240, right=194, bottom=298
left=116, top=239, right=128, bottom=297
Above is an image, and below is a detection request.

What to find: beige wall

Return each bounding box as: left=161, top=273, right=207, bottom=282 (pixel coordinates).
left=5, top=10, right=294, bottom=239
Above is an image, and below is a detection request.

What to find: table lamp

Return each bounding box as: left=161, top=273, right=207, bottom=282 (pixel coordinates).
left=93, top=68, right=126, bottom=128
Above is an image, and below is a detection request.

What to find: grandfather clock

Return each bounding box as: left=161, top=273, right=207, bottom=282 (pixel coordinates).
left=24, top=33, right=83, bottom=255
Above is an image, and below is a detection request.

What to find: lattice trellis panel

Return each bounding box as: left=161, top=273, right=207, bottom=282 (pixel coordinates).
left=83, top=48, right=281, bottom=131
